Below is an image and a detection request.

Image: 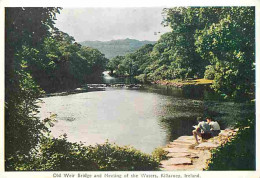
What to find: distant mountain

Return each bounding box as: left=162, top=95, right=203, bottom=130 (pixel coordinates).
left=79, top=38, right=156, bottom=59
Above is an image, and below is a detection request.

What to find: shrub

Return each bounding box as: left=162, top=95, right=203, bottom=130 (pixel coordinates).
left=206, top=116, right=255, bottom=170
left=14, top=136, right=160, bottom=171
left=90, top=142, right=159, bottom=171
left=28, top=135, right=99, bottom=171
left=152, top=147, right=168, bottom=161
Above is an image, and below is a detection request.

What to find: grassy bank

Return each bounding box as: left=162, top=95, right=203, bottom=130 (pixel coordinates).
left=151, top=78, right=213, bottom=87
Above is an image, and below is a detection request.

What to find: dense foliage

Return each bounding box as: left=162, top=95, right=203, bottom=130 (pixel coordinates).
left=107, top=44, right=154, bottom=77
left=195, top=7, right=255, bottom=100
left=5, top=7, right=60, bottom=170
left=109, top=7, right=255, bottom=101
left=18, top=29, right=108, bottom=92
left=15, top=136, right=159, bottom=171
left=207, top=114, right=255, bottom=170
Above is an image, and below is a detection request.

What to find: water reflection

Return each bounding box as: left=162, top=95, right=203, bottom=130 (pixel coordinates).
left=159, top=116, right=197, bottom=141
left=156, top=97, right=203, bottom=141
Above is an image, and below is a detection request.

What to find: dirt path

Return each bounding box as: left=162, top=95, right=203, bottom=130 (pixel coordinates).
left=160, top=129, right=238, bottom=171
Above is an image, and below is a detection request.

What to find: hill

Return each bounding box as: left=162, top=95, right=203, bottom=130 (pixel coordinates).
left=80, top=38, right=156, bottom=59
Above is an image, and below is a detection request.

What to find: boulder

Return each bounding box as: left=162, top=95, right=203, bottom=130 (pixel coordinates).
left=161, top=157, right=192, bottom=165
left=195, top=142, right=219, bottom=150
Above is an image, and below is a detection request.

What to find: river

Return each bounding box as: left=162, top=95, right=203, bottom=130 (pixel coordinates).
left=37, top=72, right=254, bottom=154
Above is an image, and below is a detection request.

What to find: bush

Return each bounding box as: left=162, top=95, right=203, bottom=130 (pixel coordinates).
left=89, top=142, right=159, bottom=171
left=152, top=147, right=168, bottom=161
left=14, top=136, right=160, bottom=171
left=206, top=116, right=255, bottom=170
left=20, top=135, right=99, bottom=171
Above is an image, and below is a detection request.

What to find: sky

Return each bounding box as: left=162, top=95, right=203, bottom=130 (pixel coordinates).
left=54, top=8, right=171, bottom=42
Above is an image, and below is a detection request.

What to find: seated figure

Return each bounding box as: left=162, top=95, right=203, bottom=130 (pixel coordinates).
left=192, top=117, right=211, bottom=144
left=206, top=117, right=221, bottom=137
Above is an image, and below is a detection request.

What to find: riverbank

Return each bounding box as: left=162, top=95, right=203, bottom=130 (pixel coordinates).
left=160, top=129, right=238, bottom=170
left=43, top=78, right=212, bottom=97
left=151, top=79, right=213, bottom=88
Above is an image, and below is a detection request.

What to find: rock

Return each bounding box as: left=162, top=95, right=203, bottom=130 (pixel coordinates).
left=163, top=147, right=190, bottom=153
left=161, top=157, right=192, bottom=165
left=195, top=142, right=219, bottom=150
left=169, top=140, right=193, bottom=145
left=126, top=84, right=134, bottom=88
left=176, top=136, right=194, bottom=140
left=160, top=129, right=237, bottom=171
left=167, top=143, right=191, bottom=148
left=190, top=155, right=199, bottom=159
left=219, top=130, right=229, bottom=135
left=171, top=140, right=195, bottom=145
left=160, top=165, right=191, bottom=171
left=167, top=152, right=192, bottom=158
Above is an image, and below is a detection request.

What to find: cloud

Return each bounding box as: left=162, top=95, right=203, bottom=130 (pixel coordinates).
left=54, top=8, right=171, bottom=42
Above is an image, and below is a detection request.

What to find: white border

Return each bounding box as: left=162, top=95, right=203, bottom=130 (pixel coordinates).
left=4, top=0, right=259, bottom=7
left=0, top=0, right=259, bottom=178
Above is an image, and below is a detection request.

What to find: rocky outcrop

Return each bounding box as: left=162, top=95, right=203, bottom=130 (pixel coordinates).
left=160, top=129, right=238, bottom=171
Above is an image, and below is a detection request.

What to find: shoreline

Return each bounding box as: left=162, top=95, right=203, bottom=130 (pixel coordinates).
left=42, top=78, right=212, bottom=97
left=151, top=79, right=213, bottom=88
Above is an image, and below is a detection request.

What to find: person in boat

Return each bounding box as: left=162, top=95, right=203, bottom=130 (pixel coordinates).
left=192, top=117, right=211, bottom=144
left=206, top=117, right=221, bottom=137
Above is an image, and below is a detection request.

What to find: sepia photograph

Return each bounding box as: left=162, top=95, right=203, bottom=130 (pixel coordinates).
left=2, top=1, right=259, bottom=177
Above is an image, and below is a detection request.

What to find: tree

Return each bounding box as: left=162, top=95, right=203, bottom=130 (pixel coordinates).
left=130, top=44, right=154, bottom=76
left=5, top=7, right=61, bottom=170
left=195, top=7, right=255, bottom=100
left=18, top=27, right=109, bottom=92
left=160, top=7, right=210, bottom=79
left=107, top=56, right=125, bottom=76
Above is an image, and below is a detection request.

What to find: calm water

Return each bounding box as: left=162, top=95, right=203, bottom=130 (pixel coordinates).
left=38, top=87, right=203, bottom=153
left=38, top=73, right=254, bottom=154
